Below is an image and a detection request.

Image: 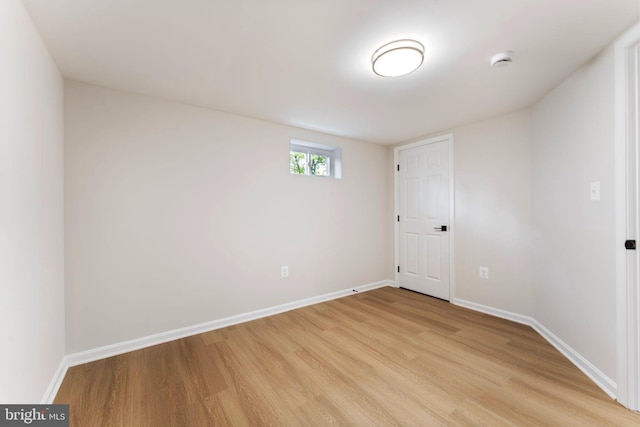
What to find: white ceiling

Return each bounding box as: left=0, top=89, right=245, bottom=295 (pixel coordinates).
left=23, top=0, right=639, bottom=145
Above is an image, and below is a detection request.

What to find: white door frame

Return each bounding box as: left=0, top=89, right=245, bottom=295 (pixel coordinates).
left=615, top=22, right=640, bottom=411
left=394, top=134, right=455, bottom=299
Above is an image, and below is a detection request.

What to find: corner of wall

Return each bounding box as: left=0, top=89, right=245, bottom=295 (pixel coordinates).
left=0, top=0, right=66, bottom=403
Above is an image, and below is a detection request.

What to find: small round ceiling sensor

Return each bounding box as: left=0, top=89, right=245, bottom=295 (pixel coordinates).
left=491, top=51, right=514, bottom=68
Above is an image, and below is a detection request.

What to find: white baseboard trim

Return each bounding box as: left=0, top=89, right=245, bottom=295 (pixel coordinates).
left=41, top=357, right=69, bottom=404
left=452, top=298, right=617, bottom=400
left=65, top=280, right=393, bottom=368
left=49, top=285, right=616, bottom=404
left=530, top=319, right=617, bottom=399
left=452, top=298, right=534, bottom=326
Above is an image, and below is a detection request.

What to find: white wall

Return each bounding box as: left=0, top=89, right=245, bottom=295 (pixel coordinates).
left=453, top=111, right=533, bottom=315
left=0, top=0, right=65, bottom=402
left=399, top=111, right=533, bottom=315
left=64, top=81, right=392, bottom=353
left=531, top=44, right=617, bottom=380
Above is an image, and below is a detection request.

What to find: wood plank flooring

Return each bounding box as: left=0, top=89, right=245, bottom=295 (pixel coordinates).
left=55, top=287, right=640, bottom=426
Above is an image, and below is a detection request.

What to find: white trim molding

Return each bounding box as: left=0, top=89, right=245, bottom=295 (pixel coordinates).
left=40, top=358, right=69, bottom=404
left=531, top=319, right=617, bottom=399
left=452, top=298, right=617, bottom=400
left=615, top=21, right=640, bottom=411
left=39, top=280, right=393, bottom=402
left=452, top=298, right=533, bottom=326
left=43, top=283, right=620, bottom=405
left=66, top=280, right=392, bottom=367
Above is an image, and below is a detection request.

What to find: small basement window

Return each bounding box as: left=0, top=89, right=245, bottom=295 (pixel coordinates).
left=290, top=140, right=342, bottom=178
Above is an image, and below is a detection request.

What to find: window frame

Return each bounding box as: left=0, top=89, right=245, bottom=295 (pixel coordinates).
left=289, top=139, right=342, bottom=179
left=290, top=144, right=332, bottom=177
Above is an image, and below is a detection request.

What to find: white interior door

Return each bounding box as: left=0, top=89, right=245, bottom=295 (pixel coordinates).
left=397, top=138, right=451, bottom=300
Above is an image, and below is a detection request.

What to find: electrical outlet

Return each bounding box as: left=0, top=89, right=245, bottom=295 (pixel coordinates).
left=479, top=266, right=489, bottom=280
left=281, top=266, right=289, bottom=278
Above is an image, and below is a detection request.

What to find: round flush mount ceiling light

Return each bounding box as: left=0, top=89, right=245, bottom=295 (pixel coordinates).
left=490, top=51, right=514, bottom=68
left=372, top=39, right=424, bottom=77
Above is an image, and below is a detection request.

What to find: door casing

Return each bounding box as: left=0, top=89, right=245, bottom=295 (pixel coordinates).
left=615, top=23, right=640, bottom=411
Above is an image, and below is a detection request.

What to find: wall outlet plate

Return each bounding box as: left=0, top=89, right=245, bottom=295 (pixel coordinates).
left=281, top=266, right=289, bottom=278
left=479, top=266, right=489, bottom=280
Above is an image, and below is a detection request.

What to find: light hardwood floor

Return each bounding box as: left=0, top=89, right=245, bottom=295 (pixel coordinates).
left=55, top=287, right=640, bottom=426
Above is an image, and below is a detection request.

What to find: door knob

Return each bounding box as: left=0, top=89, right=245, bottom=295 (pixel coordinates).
left=434, top=225, right=447, bottom=232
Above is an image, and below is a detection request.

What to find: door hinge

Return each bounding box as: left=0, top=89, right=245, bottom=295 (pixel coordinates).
left=397, top=215, right=400, bottom=222
left=397, top=266, right=400, bottom=273
left=396, top=164, right=400, bottom=171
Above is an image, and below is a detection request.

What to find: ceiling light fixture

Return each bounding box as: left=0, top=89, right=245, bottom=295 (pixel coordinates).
left=372, top=39, right=424, bottom=77
left=490, top=51, right=514, bottom=68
